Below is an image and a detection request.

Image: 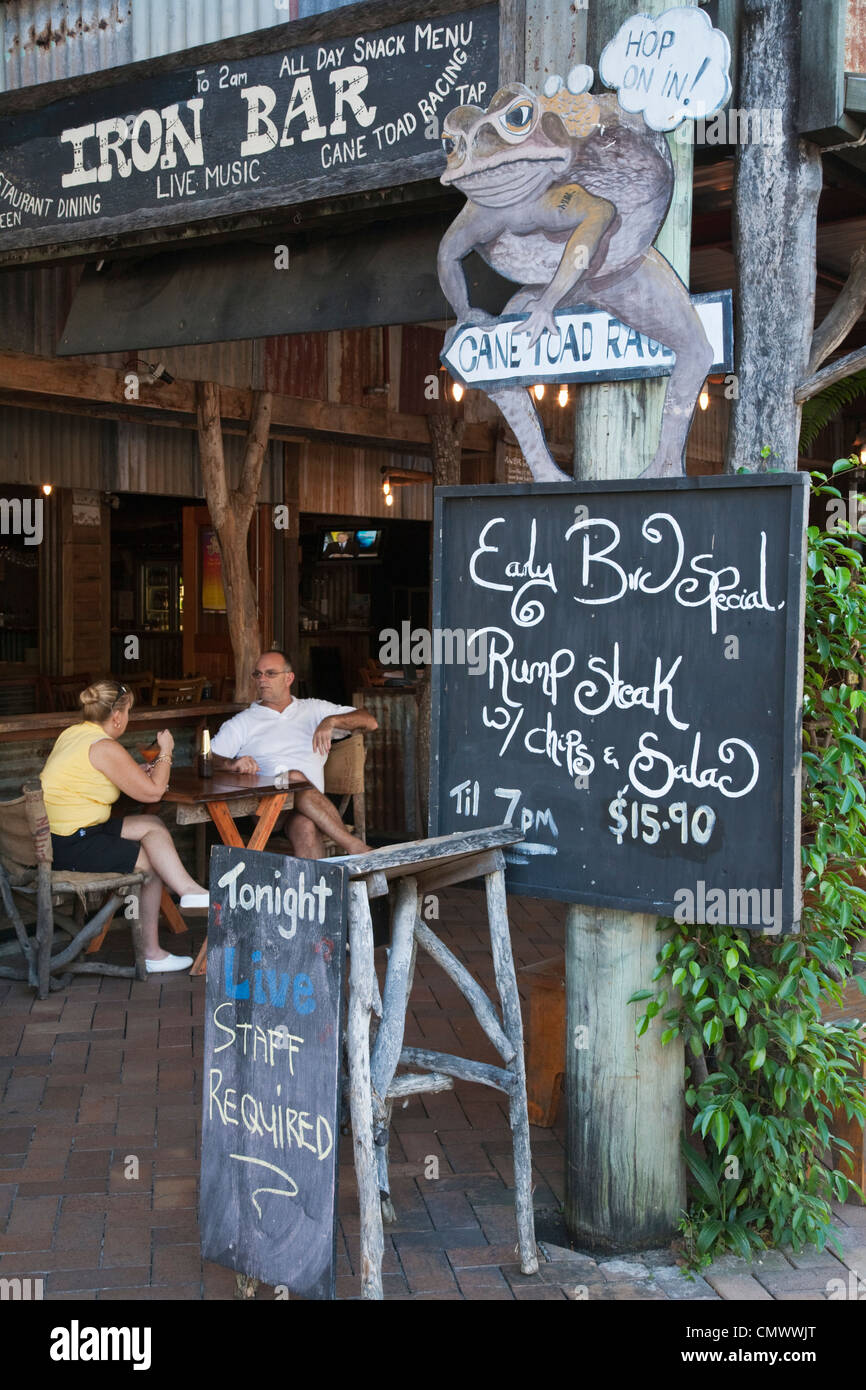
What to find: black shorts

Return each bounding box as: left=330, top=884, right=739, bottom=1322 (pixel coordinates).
left=51, top=818, right=139, bottom=875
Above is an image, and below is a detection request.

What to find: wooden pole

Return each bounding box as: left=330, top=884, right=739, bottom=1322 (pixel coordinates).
left=727, top=0, right=823, bottom=470
left=282, top=442, right=301, bottom=663
left=195, top=382, right=272, bottom=696
left=548, top=0, right=694, bottom=1248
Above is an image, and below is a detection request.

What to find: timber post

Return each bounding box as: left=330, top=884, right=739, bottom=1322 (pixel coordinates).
left=544, top=0, right=695, bottom=1247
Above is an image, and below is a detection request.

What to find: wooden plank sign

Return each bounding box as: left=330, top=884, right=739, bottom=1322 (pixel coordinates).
left=430, top=476, right=809, bottom=933
left=200, top=846, right=348, bottom=1300
left=0, top=0, right=501, bottom=259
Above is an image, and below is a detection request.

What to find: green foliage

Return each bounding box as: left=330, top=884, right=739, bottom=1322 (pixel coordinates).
left=798, top=370, right=866, bottom=452
left=630, top=460, right=866, bottom=1265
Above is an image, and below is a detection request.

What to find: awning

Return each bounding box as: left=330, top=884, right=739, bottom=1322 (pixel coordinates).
left=57, top=215, right=511, bottom=354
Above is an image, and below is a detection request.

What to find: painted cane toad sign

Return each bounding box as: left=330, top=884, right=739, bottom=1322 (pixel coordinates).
left=437, top=7, right=734, bottom=481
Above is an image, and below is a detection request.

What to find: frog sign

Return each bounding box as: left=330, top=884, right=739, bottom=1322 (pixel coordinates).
left=436, top=73, right=714, bottom=482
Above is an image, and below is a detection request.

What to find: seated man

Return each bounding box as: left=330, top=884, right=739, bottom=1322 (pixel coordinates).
left=210, top=651, right=377, bottom=858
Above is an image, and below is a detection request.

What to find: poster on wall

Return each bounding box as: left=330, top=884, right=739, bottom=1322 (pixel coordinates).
left=201, top=527, right=227, bottom=614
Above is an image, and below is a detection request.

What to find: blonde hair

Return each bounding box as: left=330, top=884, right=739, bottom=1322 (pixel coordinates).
left=79, top=679, right=135, bottom=724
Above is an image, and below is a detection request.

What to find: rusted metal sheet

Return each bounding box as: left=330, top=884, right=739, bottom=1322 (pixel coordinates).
left=262, top=333, right=326, bottom=400
left=400, top=325, right=447, bottom=416
left=115, top=419, right=197, bottom=496
left=0, top=263, right=83, bottom=355
left=524, top=0, right=586, bottom=90
left=155, top=339, right=261, bottom=392
left=333, top=328, right=386, bottom=410
left=298, top=443, right=431, bottom=520
left=114, top=418, right=275, bottom=500
left=0, top=404, right=113, bottom=489
left=846, top=0, right=866, bottom=75
left=0, top=0, right=300, bottom=94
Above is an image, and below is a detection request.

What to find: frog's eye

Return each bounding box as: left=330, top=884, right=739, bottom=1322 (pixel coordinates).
left=442, top=135, right=457, bottom=157
left=501, top=100, right=535, bottom=136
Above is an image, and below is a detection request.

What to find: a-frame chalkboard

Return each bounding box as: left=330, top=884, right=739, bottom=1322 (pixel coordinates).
left=430, top=475, right=809, bottom=934
left=200, top=846, right=347, bottom=1299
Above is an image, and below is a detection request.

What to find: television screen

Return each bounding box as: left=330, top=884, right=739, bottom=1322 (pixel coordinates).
left=355, top=529, right=381, bottom=557
left=321, top=529, right=382, bottom=559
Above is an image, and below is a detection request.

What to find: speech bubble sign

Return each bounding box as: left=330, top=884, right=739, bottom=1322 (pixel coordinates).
left=599, top=6, right=731, bottom=132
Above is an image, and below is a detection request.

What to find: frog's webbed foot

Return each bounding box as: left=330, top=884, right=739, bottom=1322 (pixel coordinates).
left=517, top=301, right=559, bottom=351
left=444, top=307, right=497, bottom=353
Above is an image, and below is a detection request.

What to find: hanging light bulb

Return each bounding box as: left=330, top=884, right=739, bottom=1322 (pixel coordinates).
left=383, top=478, right=391, bottom=496
left=452, top=381, right=464, bottom=402
left=860, top=446, right=866, bottom=466
left=41, top=483, right=53, bottom=496
left=533, top=383, right=545, bottom=401
left=557, top=385, right=569, bottom=408
left=699, top=387, right=710, bottom=411
left=385, top=492, right=394, bottom=507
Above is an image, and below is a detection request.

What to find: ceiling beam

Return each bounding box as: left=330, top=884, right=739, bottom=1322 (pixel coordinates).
left=0, top=350, right=494, bottom=456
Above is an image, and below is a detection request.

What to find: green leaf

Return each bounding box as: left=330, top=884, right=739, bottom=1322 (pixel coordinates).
left=697, top=1219, right=725, bottom=1254
left=680, top=1138, right=721, bottom=1207
left=711, top=1110, right=730, bottom=1150
left=731, top=1098, right=752, bottom=1141
left=727, top=1223, right=754, bottom=1260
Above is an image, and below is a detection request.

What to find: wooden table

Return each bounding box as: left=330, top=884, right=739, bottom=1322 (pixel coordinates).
left=160, top=768, right=313, bottom=975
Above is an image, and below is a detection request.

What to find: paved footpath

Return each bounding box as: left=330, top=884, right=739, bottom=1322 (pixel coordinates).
left=0, top=887, right=863, bottom=1300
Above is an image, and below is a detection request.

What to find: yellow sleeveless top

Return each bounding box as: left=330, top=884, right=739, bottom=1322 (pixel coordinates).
left=41, top=722, right=120, bottom=836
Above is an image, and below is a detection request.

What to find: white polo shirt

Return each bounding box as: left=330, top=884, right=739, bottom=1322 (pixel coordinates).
left=210, top=697, right=355, bottom=790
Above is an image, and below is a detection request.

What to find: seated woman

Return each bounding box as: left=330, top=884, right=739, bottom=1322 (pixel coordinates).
left=40, top=679, right=209, bottom=974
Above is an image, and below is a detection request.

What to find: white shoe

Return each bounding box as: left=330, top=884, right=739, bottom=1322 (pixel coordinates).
left=146, top=955, right=194, bottom=973
left=179, top=893, right=209, bottom=909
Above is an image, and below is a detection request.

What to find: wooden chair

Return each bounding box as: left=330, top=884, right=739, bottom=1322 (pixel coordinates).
left=324, top=731, right=367, bottom=846
left=121, top=670, right=154, bottom=703
left=151, top=676, right=205, bottom=706
left=40, top=673, right=92, bottom=712
left=0, top=676, right=40, bottom=716
left=0, top=780, right=147, bottom=997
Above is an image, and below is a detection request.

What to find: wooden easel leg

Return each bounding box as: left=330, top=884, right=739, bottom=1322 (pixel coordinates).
left=485, top=865, right=538, bottom=1275
left=347, top=882, right=384, bottom=1300
left=370, top=877, right=418, bottom=1220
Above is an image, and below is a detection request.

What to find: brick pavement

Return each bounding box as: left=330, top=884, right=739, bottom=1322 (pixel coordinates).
left=1, top=886, right=863, bottom=1301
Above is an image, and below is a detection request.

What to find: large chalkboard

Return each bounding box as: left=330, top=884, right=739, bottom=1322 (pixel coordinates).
left=0, top=0, right=500, bottom=257
left=430, top=477, right=809, bottom=933
left=200, top=846, right=347, bottom=1300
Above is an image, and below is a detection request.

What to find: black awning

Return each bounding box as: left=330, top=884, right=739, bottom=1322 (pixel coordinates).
left=57, top=217, right=510, bottom=354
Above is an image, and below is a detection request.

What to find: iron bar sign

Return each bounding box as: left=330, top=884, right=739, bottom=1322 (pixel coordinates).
left=0, top=0, right=505, bottom=259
